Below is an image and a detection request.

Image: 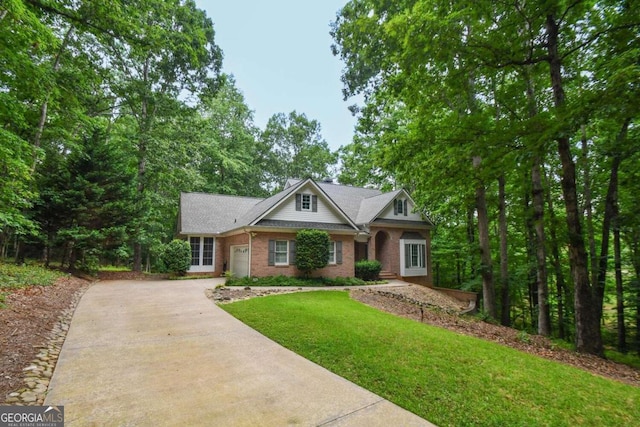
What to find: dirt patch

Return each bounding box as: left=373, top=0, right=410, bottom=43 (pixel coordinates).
left=0, top=276, right=91, bottom=401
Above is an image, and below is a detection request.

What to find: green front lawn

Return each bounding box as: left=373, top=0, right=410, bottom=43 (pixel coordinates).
left=222, top=291, right=640, bottom=427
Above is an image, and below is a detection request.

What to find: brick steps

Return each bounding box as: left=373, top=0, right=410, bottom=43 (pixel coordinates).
left=379, top=270, right=397, bottom=280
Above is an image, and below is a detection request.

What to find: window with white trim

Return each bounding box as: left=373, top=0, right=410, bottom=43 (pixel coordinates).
left=301, top=194, right=311, bottom=211
left=328, top=241, right=336, bottom=264
left=275, top=240, right=289, bottom=265
left=397, top=199, right=404, bottom=214
left=190, top=237, right=200, bottom=266
left=202, top=237, right=214, bottom=266
left=405, top=243, right=426, bottom=268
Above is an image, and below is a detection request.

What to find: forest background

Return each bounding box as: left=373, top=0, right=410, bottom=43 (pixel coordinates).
left=1, top=0, right=638, bottom=357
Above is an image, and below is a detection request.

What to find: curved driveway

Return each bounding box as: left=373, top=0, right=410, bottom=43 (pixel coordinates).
left=45, top=279, right=433, bottom=426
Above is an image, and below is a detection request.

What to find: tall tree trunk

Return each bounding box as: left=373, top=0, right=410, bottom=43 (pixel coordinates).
left=595, top=119, right=630, bottom=321
left=614, top=220, right=626, bottom=353
left=132, top=57, right=152, bottom=272
left=630, top=237, right=640, bottom=356
left=32, top=25, right=75, bottom=172
left=545, top=168, right=567, bottom=340
left=466, top=205, right=475, bottom=280
left=498, top=175, right=510, bottom=326
left=635, top=259, right=640, bottom=357
left=532, top=158, right=551, bottom=336
left=546, top=14, right=602, bottom=355
left=524, top=190, right=538, bottom=327
left=474, top=156, right=496, bottom=319
left=580, top=127, right=598, bottom=288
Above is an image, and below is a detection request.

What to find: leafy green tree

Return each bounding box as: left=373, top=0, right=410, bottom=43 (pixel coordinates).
left=101, top=0, right=222, bottom=271
left=33, top=121, right=136, bottom=270
left=332, top=0, right=640, bottom=355
left=196, top=75, right=269, bottom=197
left=294, top=229, right=330, bottom=278
left=261, top=112, right=338, bottom=191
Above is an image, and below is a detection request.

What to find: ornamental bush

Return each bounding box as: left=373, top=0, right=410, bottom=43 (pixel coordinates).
left=295, top=229, right=330, bottom=278
left=355, top=260, right=382, bottom=281
left=161, top=239, right=192, bottom=276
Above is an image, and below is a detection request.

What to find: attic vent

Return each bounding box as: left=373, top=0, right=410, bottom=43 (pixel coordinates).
left=322, top=177, right=334, bottom=183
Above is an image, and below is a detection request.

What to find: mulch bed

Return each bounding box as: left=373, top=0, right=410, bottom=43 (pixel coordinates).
left=0, top=276, right=91, bottom=401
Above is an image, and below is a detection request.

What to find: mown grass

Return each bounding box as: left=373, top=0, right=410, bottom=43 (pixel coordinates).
left=222, top=291, right=640, bottom=427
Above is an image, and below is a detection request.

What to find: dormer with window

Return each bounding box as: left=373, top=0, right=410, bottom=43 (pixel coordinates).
left=394, top=198, right=408, bottom=216
left=296, top=193, right=317, bottom=212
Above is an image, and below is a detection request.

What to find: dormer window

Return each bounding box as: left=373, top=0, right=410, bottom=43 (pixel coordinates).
left=296, top=193, right=318, bottom=212
left=301, top=194, right=311, bottom=211
left=394, top=198, right=408, bottom=216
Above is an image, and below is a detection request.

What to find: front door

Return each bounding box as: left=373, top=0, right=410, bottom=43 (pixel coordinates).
left=230, top=245, right=249, bottom=277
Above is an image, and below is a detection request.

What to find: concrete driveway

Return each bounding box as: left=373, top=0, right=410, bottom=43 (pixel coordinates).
left=45, top=279, right=434, bottom=426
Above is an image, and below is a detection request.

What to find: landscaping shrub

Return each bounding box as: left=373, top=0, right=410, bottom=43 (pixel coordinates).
left=294, top=229, right=329, bottom=277
left=225, top=275, right=369, bottom=287
left=161, top=239, right=191, bottom=276
left=355, top=260, right=382, bottom=281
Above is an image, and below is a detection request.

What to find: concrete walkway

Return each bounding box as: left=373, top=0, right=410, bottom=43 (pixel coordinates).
left=45, top=280, right=434, bottom=426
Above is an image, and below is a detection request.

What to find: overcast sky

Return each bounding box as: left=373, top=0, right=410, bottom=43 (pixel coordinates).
left=194, top=0, right=358, bottom=151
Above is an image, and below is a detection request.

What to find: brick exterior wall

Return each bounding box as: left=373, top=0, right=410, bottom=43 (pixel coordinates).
left=222, top=233, right=250, bottom=273
left=250, top=231, right=355, bottom=278
left=368, top=226, right=432, bottom=286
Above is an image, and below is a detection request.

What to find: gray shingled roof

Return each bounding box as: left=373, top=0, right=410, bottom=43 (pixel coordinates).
left=179, top=192, right=262, bottom=234
left=180, top=179, right=429, bottom=235
left=355, top=190, right=402, bottom=225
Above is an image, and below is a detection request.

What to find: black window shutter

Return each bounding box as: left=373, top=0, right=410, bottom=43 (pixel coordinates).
left=295, top=194, right=301, bottom=211
left=393, top=199, right=398, bottom=215
left=289, top=240, right=296, bottom=265
left=404, top=199, right=408, bottom=216
left=336, top=241, right=343, bottom=264
left=312, top=195, right=318, bottom=212
left=405, top=244, right=411, bottom=268
left=268, top=240, right=275, bottom=266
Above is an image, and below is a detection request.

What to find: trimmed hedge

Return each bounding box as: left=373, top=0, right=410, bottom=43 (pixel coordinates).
left=355, top=260, right=382, bottom=281
left=295, top=229, right=330, bottom=277
left=161, top=239, right=191, bottom=276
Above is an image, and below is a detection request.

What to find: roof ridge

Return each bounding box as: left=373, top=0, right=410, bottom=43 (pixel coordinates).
left=182, top=192, right=264, bottom=201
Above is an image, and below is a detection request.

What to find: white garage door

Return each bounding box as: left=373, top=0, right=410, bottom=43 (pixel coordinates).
left=230, top=245, right=249, bottom=278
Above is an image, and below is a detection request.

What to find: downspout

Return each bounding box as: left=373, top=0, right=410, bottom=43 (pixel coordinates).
left=243, top=228, right=252, bottom=277
left=248, top=230, right=252, bottom=277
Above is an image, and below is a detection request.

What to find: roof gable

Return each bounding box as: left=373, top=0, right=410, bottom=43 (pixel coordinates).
left=250, top=179, right=359, bottom=230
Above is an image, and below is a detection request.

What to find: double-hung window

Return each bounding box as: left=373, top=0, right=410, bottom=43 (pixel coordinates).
left=405, top=243, right=426, bottom=268
left=190, top=237, right=200, bottom=266
left=301, top=194, right=312, bottom=211
left=328, top=241, right=336, bottom=264
left=275, top=240, right=289, bottom=265
left=202, top=237, right=214, bottom=266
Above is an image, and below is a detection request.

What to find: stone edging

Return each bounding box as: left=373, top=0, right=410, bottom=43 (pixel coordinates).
left=4, top=284, right=90, bottom=406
